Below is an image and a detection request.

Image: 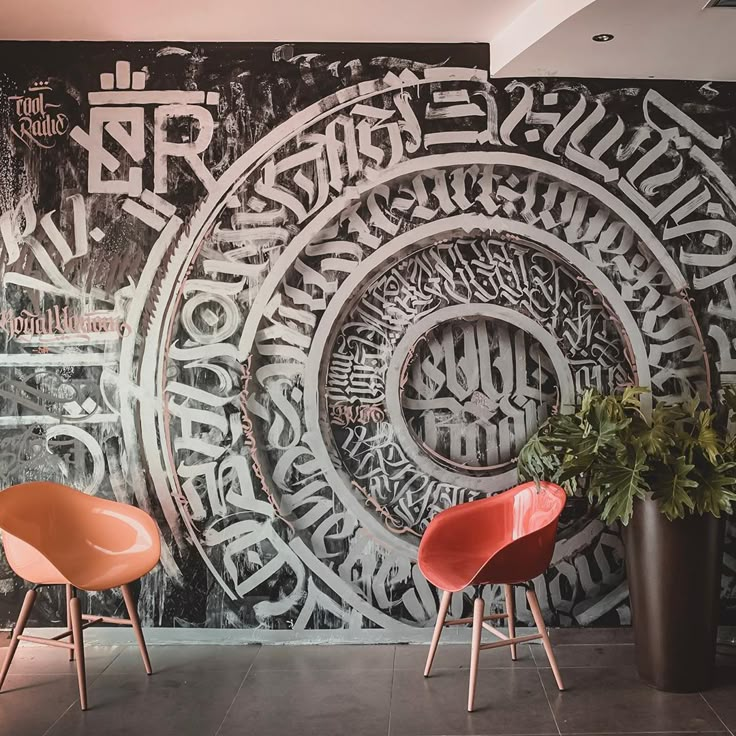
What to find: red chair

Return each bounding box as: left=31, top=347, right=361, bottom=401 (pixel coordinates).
left=418, top=481, right=567, bottom=711
left=0, top=481, right=161, bottom=710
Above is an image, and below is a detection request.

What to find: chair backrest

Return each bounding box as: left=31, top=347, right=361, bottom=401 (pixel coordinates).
left=418, top=481, right=567, bottom=588
left=508, top=481, right=567, bottom=540
left=474, top=481, right=567, bottom=584
left=0, top=481, right=160, bottom=588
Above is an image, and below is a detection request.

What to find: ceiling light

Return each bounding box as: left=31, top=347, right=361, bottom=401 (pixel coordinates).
left=592, top=34, right=614, bottom=42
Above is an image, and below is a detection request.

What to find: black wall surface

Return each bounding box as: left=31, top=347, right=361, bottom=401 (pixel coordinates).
left=0, top=41, right=733, bottom=633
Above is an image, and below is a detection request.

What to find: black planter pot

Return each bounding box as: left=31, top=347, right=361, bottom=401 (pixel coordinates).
left=623, top=497, right=725, bottom=692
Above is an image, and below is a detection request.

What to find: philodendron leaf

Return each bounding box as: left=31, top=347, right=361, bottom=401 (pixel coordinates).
left=654, top=455, right=697, bottom=521
left=722, top=385, right=736, bottom=412
left=694, top=411, right=721, bottom=465
left=558, top=455, right=595, bottom=483
left=595, top=450, right=649, bottom=525
left=637, top=404, right=681, bottom=460
left=621, top=386, right=648, bottom=411
left=544, top=420, right=609, bottom=465
left=692, top=462, right=736, bottom=517
left=590, top=408, right=630, bottom=454
left=579, top=388, right=596, bottom=418
left=517, top=387, right=736, bottom=524
left=517, top=433, right=561, bottom=481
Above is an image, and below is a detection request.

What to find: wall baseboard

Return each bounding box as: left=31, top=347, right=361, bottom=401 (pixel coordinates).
left=14, top=625, right=534, bottom=646
left=4, top=625, right=730, bottom=647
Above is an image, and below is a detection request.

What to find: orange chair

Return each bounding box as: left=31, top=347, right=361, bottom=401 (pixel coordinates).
left=0, top=481, right=161, bottom=710
left=419, top=481, right=567, bottom=711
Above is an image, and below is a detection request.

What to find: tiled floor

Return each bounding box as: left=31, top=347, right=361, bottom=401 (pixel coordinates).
left=1, top=630, right=736, bottom=736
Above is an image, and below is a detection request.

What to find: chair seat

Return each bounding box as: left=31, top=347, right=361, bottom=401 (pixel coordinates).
left=2, top=532, right=156, bottom=590
left=419, top=550, right=489, bottom=592
left=418, top=481, right=567, bottom=593
left=3, top=533, right=68, bottom=586
left=0, top=482, right=161, bottom=591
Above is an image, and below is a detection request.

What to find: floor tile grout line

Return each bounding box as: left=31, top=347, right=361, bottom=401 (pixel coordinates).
left=700, top=691, right=736, bottom=736
left=41, top=662, right=111, bottom=735
left=536, top=668, right=562, bottom=736
left=400, top=733, right=726, bottom=736
left=45, top=644, right=265, bottom=736
left=530, top=641, right=539, bottom=667
left=248, top=666, right=398, bottom=672
left=534, top=665, right=637, bottom=669
left=386, top=646, right=398, bottom=736
left=213, top=650, right=260, bottom=736
left=96, top=645, right=126, bottom=675
left=546, top=643, right=636, bottom=648
left=41, top=697, right=78, bottom=735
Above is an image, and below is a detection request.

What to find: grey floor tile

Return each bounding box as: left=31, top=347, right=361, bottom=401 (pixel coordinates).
left=532, top=644, right=636, bottom=669
left=549, top=628, right=634, bottom=645
left=103, top=644, right=260, bottom=676
left=218, top=668, right=392, bottom=736
left=394, top=643, right=536, bottom=671
left=540, top=667, right=725, bottom=734
left=0, top=645, right=124, bottom=677
left=46, top=671, right=243, bottom=736
left=251, top=644, right=395, bottom=671
left=0, top=674, right=81, bottom=735
left=389, top=667, right=558, bottom=735
left=700, top=666, right=736, bottom=731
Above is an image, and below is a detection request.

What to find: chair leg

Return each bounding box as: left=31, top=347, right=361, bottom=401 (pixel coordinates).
left=66, top=584, right=74, bottom=662
left=526, top=588, right=564, bottom=691
left=504, top=584, right=517, bottom=661
left=0, top=587, right=37, bottom=690
left=68, top=595, right=88, bottom=710
left=467, top=596, right=484, bottom=713
left=424, top=590, right=451, bottom=677
left=121, top=583, right=152, bottom=675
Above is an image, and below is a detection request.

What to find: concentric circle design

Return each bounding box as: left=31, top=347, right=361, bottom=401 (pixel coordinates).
left=398, top=314, right=560, bottom=472
left=390, top=306, right=573, bottom=473
left=135, top=71, right=717, bottom=630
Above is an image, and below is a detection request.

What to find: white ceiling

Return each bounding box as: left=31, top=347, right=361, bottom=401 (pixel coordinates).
left=2, top=0, right=736, bottom=81
left=0, top=0, right=535, bottom=44
left=495, top=0, right=736, bottom=81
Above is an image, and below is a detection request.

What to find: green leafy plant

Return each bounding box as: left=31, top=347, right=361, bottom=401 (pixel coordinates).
left=517, top=387, right=736, bottom=525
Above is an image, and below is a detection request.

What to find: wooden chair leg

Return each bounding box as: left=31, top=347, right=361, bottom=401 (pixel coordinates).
left=66, top=584, right=74, bottom=662
left=504, top=584, right=517, bottom=661
left=526, top=588, right=564, bottom=691
left=424, top=590, right=451, bottom=677
left=467, top=596, right=484, bottom=712
left=68, top=595, right=88, bottom=710
left=121, top=583, right=152, bottom=675
left=0, top=588, right=37, bottom=689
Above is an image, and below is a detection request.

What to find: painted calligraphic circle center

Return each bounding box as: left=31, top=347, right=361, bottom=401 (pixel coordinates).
left=384, top=304, right=576, bottom=482
left=399, top=316, right=559, bottom=471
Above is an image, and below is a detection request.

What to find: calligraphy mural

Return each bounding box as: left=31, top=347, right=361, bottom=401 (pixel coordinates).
left=1, top=41, right=736, bottom=633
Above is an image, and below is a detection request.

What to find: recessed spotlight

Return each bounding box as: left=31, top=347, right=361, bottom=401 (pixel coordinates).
left=592, top=33, right=615, bottom=42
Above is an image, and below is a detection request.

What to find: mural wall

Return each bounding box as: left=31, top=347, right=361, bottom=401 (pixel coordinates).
left=1, top=41, right=735, bottom=633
